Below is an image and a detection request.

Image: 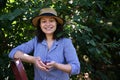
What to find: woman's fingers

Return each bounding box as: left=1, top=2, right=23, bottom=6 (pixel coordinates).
left=35, top=58, right=49, bottom=71
left=46, top=61, right=56, bottom=69
left=34, top=57, right=56, bottom=71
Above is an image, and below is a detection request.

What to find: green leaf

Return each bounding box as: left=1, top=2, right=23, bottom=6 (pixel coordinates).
left=0, top=8, right=24, bottom=20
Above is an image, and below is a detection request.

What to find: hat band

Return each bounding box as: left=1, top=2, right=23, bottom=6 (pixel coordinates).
left=39, top=13, right=56, bottom=16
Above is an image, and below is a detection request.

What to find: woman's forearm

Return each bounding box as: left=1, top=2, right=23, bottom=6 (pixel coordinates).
left=14, top=51, right=36, bottom=64
left=54, top=63, right=72, bottom=74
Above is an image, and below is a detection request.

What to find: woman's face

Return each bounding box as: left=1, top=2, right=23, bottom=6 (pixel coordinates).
left=40, top=16, right=57, bottom=35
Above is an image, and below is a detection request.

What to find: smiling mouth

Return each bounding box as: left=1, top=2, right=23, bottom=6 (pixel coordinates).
left=45, top=27, right=53, bottom=31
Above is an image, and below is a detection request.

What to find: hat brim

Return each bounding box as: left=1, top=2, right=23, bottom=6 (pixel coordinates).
left=32, top=15, right=64, bottom=27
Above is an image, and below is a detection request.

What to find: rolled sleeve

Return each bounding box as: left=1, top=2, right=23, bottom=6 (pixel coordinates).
left=70, top=62, right=80, bottom=75
left=8, top=37, right=36, bottom=59
left=9, top=48, right=18, bottom=59
left=63, top=38, right=80, bottom=75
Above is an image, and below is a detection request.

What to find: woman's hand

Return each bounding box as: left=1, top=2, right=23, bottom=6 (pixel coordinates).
left=34, top=57, right=49, bottom=71
left=46, top=61, right=72, bottom=74
left=34, top=59, right=71, bottom=74
left=45, top=61, right=56, bottom=69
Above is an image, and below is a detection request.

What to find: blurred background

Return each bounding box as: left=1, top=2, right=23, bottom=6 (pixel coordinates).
left=0, top=0, right=120, bottom=80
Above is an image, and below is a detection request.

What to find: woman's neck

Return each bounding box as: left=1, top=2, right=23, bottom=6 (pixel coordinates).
left=46, top=34, right=54, bottom=41
left=46, top=34, right=54, bottom=50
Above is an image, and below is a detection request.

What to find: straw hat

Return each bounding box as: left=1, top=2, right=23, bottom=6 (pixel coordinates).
left=32, top=8, right=64, bottom=27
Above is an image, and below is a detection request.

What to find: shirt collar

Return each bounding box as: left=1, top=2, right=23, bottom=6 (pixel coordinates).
left=41, top=39, right=59, bottom=46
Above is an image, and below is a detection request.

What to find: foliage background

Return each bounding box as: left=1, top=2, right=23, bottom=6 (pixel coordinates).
left=0, top=0, right=120, bottom=80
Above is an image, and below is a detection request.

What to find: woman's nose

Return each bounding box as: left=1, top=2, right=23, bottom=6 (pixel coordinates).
left=46, top=21, right=50, bottom=25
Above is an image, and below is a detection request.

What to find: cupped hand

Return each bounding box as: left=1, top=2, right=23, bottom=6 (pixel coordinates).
left=45, top=61, right=57, bottom=69
left=34, top=57, right=49, bottom=71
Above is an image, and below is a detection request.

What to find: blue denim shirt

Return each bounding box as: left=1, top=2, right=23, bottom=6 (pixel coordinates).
left=9, top=37, right=80, bottom=80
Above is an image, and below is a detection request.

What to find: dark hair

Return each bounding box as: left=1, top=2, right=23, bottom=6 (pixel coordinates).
left=36, top=19, right=64, bottom=43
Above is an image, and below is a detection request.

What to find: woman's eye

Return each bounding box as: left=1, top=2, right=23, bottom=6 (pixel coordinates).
left=50, top=19, right=55, bottom=22
left=41, top=20, right=46, bottom=23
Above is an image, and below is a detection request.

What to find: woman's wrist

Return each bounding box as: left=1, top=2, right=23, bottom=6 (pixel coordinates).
left=54, top=62, right=58, bottom=68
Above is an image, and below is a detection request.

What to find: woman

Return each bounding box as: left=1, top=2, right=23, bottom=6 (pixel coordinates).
left=9, top=8, right=80, bottom=80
